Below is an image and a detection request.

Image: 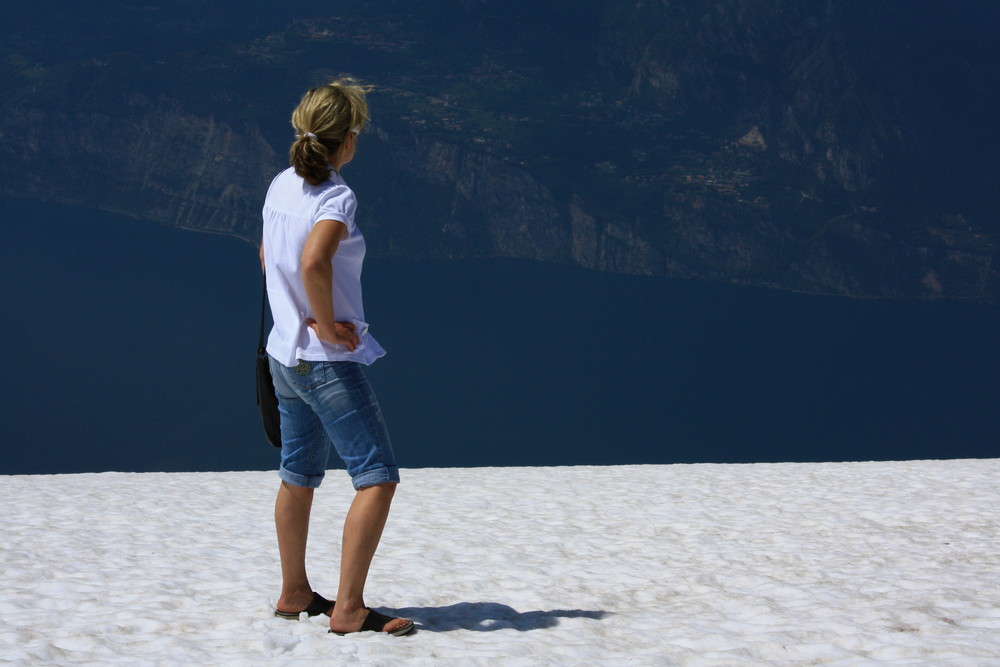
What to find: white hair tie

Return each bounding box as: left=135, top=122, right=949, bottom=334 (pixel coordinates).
left=305, top=132, right=317, bottom=140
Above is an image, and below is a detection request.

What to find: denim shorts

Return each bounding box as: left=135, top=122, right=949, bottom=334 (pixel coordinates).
left=268, top=355, right=400, bottom=490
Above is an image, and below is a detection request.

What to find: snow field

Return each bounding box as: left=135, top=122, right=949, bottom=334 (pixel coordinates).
left=2, top=460, right=999, bottom=665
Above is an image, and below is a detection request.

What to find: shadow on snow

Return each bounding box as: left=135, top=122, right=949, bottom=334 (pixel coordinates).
left=382, top=602, right=611, bottom=633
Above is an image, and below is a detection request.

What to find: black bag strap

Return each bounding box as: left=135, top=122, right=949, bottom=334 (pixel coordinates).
left=258, top=280, right=268, bottom=352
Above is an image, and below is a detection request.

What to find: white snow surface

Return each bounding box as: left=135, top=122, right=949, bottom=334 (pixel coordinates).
left=2, top=460, right=999, bottom=666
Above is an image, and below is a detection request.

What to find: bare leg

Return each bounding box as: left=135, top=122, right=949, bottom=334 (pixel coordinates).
left=274, top=480, right=319, bottom=614
left=329, top=482, right=409, bottom=633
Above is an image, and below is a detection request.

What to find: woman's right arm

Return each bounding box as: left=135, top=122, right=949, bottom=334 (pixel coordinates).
left=300, top=219, right=359, bottom=351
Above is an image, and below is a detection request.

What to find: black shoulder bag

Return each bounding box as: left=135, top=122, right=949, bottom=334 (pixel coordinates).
left=256, top=282, right=282, bottom=447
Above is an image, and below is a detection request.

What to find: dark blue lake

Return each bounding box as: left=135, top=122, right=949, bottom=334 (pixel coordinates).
left=2, top=198, right=997, bottom=475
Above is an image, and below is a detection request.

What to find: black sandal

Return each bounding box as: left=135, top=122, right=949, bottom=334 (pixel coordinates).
left=274, top=592, right=335, bottom=620
left=329, top=608, right=414, bottom=636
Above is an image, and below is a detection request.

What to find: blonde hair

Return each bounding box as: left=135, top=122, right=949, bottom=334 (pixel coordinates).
left=289, top=77, right=372, bottom=185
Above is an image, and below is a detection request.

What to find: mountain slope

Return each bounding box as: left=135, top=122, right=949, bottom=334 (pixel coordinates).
left=2, top=0, right=997, bottom=301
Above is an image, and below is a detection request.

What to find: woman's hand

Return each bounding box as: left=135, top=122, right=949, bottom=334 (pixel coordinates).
left=305, top=318, right=359, bottom=352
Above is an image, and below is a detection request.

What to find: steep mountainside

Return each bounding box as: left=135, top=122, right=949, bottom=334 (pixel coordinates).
left=2, top=0, right=998, bottom=301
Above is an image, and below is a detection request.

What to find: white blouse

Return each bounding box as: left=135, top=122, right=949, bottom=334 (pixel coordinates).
left=262, top=166, right=385, bottom=366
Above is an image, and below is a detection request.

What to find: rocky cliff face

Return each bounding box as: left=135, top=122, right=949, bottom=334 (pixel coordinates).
left=0, top=95, right=276, bottom=242
left=2, top=0, right=997, bottom=302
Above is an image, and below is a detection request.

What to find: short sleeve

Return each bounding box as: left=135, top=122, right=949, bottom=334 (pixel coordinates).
left=314, top=184, right=358, bottom=236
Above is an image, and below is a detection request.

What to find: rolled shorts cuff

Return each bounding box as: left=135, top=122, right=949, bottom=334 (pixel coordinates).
left=278, top=465, right=325, bottom=489
left=351, top=465, right=401, bottom=490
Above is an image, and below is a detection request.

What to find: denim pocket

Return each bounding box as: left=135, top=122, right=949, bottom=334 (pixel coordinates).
left=288, top=360, right=331, bottom=392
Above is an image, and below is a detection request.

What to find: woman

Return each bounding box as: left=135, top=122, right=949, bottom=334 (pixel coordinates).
left=260, top=78, right=412, bottom=637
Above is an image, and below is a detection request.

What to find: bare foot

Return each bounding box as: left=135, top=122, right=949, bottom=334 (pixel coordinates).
left=329, top=606, right=412, bottom=635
